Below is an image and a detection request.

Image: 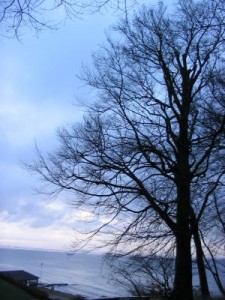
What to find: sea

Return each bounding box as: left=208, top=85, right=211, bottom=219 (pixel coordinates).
left=0, top=247, right=224, bottom=298
left=0, top=247, right=127, bottom=299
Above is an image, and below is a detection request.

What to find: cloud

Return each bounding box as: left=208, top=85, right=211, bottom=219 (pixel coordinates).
left=0, top=10, right=118, bottom=251
left=63, top=210, right=94, bottom=224
left=0, top=201, right=102, bottom=251
left=0, top=198, right=79, bottom=250
left=1, top=193, right=67, bottom=227
left=0, top=218, right=74, bottom=250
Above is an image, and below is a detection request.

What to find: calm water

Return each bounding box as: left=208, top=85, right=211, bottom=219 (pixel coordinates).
left=0, top=248, right=127, bottom=298
left=0, top=248, right=224, bottom=298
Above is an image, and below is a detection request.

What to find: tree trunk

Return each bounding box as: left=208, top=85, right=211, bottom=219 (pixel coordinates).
left=172, top=231, right=193, bottom=300
left=193, top=228, right=210, bottom=297
left=173, top=109, right=193, bottom=300
left=172, top=175, right=193, bottom=300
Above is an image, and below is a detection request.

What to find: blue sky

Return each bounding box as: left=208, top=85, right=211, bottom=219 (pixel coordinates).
left=0, top=0, right=167, bottom=251
left=0, top=10, right=118, bottom=250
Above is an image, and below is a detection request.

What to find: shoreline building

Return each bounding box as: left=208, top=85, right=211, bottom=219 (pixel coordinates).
left=0, top=270, right=39, bottom=286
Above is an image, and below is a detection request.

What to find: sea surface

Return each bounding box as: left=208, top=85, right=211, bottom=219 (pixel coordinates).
left=0, top=248, right=127, bottom=298
left=0, top=247, right=224, bottom=298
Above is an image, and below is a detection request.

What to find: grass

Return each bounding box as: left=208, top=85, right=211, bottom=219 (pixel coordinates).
left=0, top=278, right=42, bottom=300
left=0, top=277, right=84, bottom=300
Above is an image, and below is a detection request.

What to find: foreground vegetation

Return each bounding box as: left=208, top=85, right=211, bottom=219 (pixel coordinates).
left=0, top=276, right=224, bottom=300
left=0, top=278, right=47, bottom=300
left=0, top=277, right=84, bottom=300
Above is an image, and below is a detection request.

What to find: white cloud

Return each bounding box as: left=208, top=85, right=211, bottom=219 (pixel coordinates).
left=44, top=200, right=67, bottom=212
left=0, top=219, right=74, bottom=250
left=63, top=210, right=94, bottom=224
left=0, top=211, right=9, bottom=221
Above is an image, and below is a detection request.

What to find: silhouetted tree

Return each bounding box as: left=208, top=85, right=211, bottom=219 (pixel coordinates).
left=200, top=189, right=225, bottom=296
left=106, top=246, right=175, bottom=298
left=0, top=0, right=135, bottom=37
left=190, top=64, right=225, bottom=297
left=28, top=1, right=225, bottom=299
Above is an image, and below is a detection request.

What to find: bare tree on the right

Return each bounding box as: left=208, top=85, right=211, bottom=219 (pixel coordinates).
left=28, top=1, right=225, bottom=299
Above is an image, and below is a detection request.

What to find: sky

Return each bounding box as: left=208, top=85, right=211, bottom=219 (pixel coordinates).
left=0, top=8, right=119, bottom=251
left=0, top=0, right=167, bottom=251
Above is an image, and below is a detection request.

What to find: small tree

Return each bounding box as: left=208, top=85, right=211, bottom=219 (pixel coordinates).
left=107, top=248, right=175, bottom=298
left=28, top=1, right=225, bottom=299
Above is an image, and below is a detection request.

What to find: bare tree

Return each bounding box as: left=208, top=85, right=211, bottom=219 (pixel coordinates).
left=108, top=256, right=174, bottom=298
left=190, top=59, right=225, bottom=297
left=199, top=189, right=225, bottom=296
left=0, top=0, right=136, bottom=37
left=27, top=1, right=225, bottom=299
left=106, top=245, right=175, bottom=298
